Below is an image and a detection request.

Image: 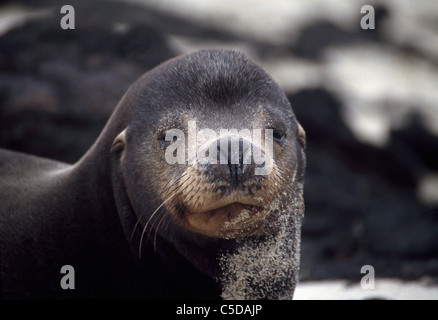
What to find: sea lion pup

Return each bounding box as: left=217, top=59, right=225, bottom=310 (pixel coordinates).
left=0, top=49, right=306, bottom=299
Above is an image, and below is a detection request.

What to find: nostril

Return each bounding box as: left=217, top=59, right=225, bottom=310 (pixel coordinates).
left=239, top=138, right=245, bottom=168
left=212, top=136, right=257, bottom=184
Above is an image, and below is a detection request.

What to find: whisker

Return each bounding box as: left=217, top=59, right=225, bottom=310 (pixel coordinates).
left=151, top=185, right=198, bottom=252
left=197, top=195, right=207, bottom=212
left=184, top=186, right=201, bottom=209
left=138, top=191, right=179, bottom=259
left=131, top=172, right=191, bottom=241
left=144, top=179, right=199, bottom=251
left=129, top=197, right=157, bottom=241
left=153, top=211, right=169, bottom=253
left=189, top=189, right=203, bottom=212
left=145, top=191, right=183, bottom=243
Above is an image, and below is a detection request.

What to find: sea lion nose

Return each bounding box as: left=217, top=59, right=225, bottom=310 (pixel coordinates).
left=216, top=136, right=256, bottom=184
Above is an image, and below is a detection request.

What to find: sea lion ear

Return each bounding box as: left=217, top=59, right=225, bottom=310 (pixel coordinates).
left=111, top=127, right=127, bottom=153
left=297, top=123, right=306, bottom=149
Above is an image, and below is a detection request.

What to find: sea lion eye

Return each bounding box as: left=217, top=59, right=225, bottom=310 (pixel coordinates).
left=158, top=131, right=177, bottom=149
left=272, top=128, right=286, bottom=146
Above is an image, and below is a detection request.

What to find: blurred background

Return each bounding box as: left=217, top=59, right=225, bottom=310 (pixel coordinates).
left=0, top=0, right=437, bottom=299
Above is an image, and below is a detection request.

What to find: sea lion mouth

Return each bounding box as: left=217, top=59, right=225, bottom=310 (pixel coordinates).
left=183, top=202, right=271, bottom=239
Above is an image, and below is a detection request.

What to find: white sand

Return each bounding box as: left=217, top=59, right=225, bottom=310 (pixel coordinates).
left=295, top=278, right=438, bottom=300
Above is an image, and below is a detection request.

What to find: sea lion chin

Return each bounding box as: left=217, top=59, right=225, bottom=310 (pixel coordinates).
left=0, top=49, right=306, bottom=300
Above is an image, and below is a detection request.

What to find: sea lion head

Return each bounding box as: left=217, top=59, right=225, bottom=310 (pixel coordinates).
left=109, top=49, right=306, bottom=299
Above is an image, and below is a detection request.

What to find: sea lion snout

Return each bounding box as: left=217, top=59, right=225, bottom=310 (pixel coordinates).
left=199, top=135, right=269, bottom=185
left=169, top=131, right=282, bottom=238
